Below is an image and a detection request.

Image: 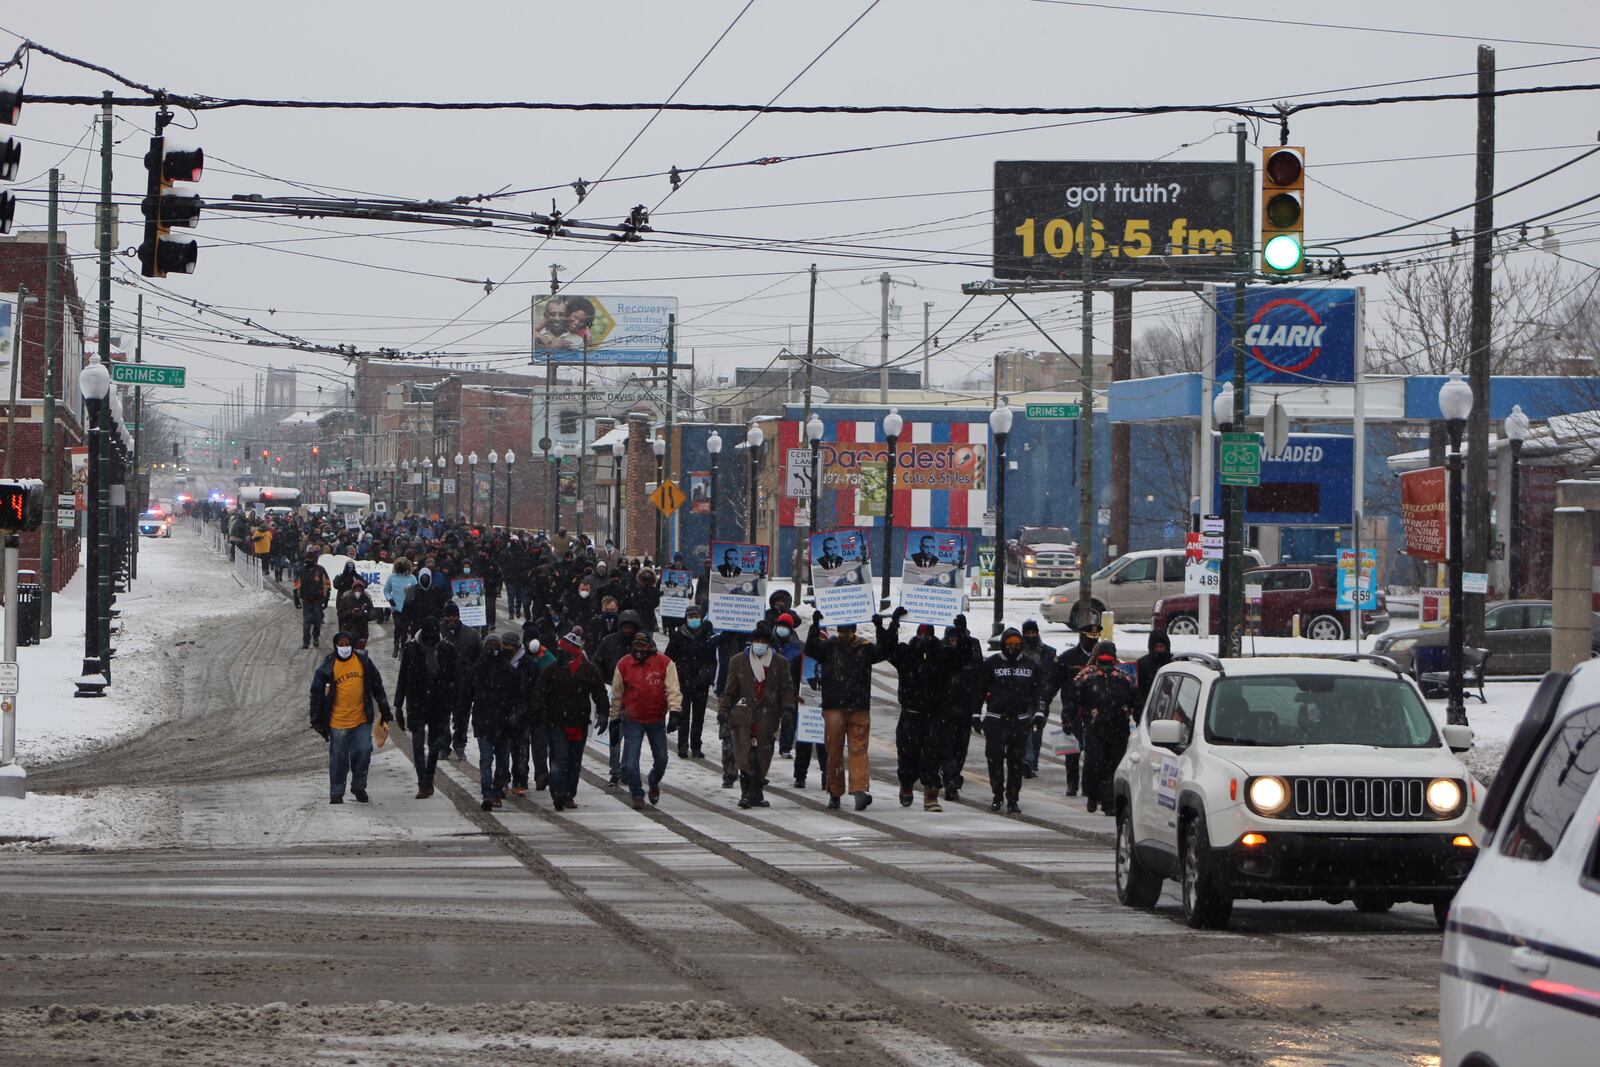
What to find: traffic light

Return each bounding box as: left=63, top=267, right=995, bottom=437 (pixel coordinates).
left=139, top=111, right=203, bottom=278
left=0, top=72, right=20, bottom=235
left=0, top=479, right=45, bottom=531
left=1260, top=146, right=1305, bottom=275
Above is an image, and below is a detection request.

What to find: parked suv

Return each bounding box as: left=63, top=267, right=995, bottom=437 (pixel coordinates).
left=1113, top=653, right=1480, bottom=929
left=1151, top=563, right=1389, bottom=639
left=1006, top=526, right=1078, bottom=587
left=1042, top=548, right=1265, bottom=625
left=1440, top=661, right=1600, bottom=1065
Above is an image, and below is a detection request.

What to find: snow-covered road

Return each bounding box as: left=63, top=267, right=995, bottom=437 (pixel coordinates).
left=0, top=524, right=1526, bottom=1064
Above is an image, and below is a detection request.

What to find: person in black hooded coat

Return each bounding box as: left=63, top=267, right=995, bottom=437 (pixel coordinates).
left=1073, top=640, right=1138, bottom=815
left=1135, top=630, right=1173, bottom=717
left=394, top=617, right=458, bottom=798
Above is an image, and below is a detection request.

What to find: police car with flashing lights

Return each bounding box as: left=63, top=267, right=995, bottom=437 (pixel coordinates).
left=1113, top=653, right=1481, bottom=929
left=1440, top=659, right=1600, bottom=1067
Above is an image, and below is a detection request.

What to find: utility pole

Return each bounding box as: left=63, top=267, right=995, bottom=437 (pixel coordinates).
left=665, top=312, right=677, bottom=558
left=1109, top=287, right=1133, bottom=559
left=796, top=264, right=818, bottom=601
left=93, top=92, right=114, bottom=683
left=878, top=271, right=891, bottom=403
left=40, top=168, right=60, bottom=638
left=921, top=301, right=933, bottom=388
left=131, top=295, right=142, bottom=580
left=577, top=335, right=588, bottom=540
left=1464, top=45, right=1496, bottom=645
left=4, top=284, right=28, bottom=478
left=1222, top=122, right=1251, bottom=658
left=1076, top=203, right=1095, bottom=618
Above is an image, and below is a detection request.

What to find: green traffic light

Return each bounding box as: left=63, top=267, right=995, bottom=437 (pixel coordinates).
left=1263, top=233, right=1304, bottom=272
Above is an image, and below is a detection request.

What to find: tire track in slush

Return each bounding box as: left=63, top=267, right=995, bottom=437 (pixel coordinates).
left=548, top=747, right=1260, bottom=1065
left=397, top=729, right=1036, bottom=1067
left=625, top=755, right=1427, bottom=1061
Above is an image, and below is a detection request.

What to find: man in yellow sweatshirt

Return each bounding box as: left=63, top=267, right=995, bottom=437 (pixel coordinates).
left=309, top=631, right=392, bottom=804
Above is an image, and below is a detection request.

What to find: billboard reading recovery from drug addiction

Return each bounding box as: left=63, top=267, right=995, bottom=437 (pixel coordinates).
left=532, top=295, right=677, bottom=364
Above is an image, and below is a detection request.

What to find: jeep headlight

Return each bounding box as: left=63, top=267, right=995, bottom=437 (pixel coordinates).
left=1427, top=778, right=1464, bottom=816
left=1247, top=775, right=1290, bottom=816
left=1387, top=637, right=1417, bottom=653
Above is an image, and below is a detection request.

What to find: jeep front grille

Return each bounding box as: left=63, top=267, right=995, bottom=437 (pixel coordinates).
left=1288, top=776, right=1429, bottom=820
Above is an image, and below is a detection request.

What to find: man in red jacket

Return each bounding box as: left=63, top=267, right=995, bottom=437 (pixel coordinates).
left=610, top=631, right=683, bottom=810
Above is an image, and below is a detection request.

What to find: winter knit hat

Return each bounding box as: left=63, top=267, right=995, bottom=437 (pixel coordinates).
left=500, top=631, right=521, bottom=649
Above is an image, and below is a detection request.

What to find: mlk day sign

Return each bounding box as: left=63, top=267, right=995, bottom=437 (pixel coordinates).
left=708, top=542, right=769, bottom=631
left=810, top=529, right=874, bottom=625
left=899, top=529, right=967, bottom=626
left=451, top=577, right=487, bottom=628
left=659, top=567, right=695, bottom=619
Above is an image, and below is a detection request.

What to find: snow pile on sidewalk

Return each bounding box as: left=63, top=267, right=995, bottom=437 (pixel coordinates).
left=4, top=528, right=273, bottom=768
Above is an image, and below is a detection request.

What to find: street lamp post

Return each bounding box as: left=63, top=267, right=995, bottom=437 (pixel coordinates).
left=707, top=429, right=723, bottom=549
left=1212, top=382, right=1236, bottom=655
left=437, top=455, right=447, bottom=516
left=400, top=460, right=410, bottom=513
left=1440, top=369, right=1474, bottom=727
left=745, top=424, right=764, bottom=543
left=504, top=450, right=516, bottom=530
left=467, top=452, right=479, bottom=524
left=454, top=452, right=465, bottom=521
left=805, top=414, right=824, bottom=597
left=487, top=450, right=499, bottom=529
left=989, top=400, right=1014, bottom=637
left=75, top=360, right=112, bottom=698
left=1503, top=404, right=1530, bottom=600
left=879, top=408, right=903, bottom=610
left=550, top=446, right=563, bottom=532
left=652, top=435, right=667, bottom=564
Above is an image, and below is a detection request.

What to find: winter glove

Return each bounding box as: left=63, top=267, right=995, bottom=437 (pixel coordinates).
left=970, top=715, right=983, bottom=735
left=870, top=614, right=883, bottom=627
left=393, top=704, right=406, bottom=731
left=594, top=716, right=610, bottom=736
left=315, top=724, right=331, bottom=742
left=1034, top=713, right=1047, bottom=726
left=293, top=597, right=302, bottom=609
left=807, top=678, right=820, bottom=692
left=891, top=606, right=908, bottom=619
left=668, top=711, right=683, bottom=733
left=812, top=611, right=824, bottom=626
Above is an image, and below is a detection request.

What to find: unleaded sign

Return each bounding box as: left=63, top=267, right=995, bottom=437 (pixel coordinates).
left=109, top=363, right=186, bottom=388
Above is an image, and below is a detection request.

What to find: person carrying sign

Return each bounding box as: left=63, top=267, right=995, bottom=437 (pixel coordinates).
left=805, top=607, right=902, bottom=811
left=889, top=621, right=947, bottom=812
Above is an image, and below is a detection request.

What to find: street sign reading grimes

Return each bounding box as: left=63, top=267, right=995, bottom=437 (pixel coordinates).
left=109, top=362, right=186, bottom=388
left=993, top=161, right=1249, bottom=281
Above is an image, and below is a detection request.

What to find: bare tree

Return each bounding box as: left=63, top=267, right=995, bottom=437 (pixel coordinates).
left=1369, top=250, right=1570, bottom=375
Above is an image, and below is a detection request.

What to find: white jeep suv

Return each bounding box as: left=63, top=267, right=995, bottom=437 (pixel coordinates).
left=1113, top=653, right=1481, bottom=929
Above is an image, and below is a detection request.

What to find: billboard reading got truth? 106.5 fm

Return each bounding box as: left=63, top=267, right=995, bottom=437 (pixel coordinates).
left=993, top=161, right=1250, bottom=281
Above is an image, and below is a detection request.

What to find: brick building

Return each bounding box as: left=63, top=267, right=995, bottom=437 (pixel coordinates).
left=0, top=231, right=89, bottom=592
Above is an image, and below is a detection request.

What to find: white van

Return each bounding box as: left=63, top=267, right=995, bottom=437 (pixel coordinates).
left=327, top=490, right=371, bottom=525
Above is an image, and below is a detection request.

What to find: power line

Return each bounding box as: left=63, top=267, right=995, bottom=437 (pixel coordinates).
left=1022, top=0, right=1600, bottom=51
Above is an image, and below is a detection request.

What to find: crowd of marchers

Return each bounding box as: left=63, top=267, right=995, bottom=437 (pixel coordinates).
left=194, top=502, right=1176, bottom=819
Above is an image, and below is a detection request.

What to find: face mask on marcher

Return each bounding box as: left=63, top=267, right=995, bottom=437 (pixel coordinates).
left=335, top=646, right=353, bottom=660
left=751, top=642, right=770, bottom=657
left=579, top=590, right=591, bottom=599
left=686, top=618, right=702, bottom=630
left=775, top=626, right=791, bottom=639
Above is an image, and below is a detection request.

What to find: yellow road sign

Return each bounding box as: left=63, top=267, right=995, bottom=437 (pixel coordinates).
left=651, top=479, right=685, bottom=516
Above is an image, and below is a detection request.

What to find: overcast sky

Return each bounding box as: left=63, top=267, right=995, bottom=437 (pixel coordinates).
left=5, top=1, right=1598, bottom=439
